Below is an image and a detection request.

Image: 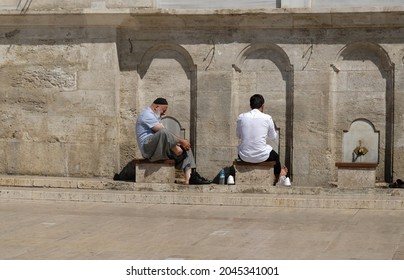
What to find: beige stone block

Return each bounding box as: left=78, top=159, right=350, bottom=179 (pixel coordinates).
left=106, top=0, right=154, bottom=9
left=78, top=179, right=108, bottom=189
left=14, top=115, right=48, bottom=141
left=336, top=163, right=377, bottom=188
left=43, top=143, right=68, bottom=176
left=32, top=178, right=74, bottom=189
left=0, top=176, right=15, bottom=187
left=14, top=177, right=34, bottom=187
left=198, top=95, right=231, bottom=121
left=395, top=70, right=404, bottom=91
left=293, top=14, right=332, bottom=27
left=9, top=65, right=77, bottom=90
left=257, top=72, right=286, bottom=92
left=31, top=190, right=62, bottom=201
left=332, top=14, right=372, bottom=26
left=0, top=189, right=33, bottom=200
left=347, top=71, right=385, bottom=92
left=237, top=72, right=257, bottom=94
left=197, top=121, right=232, bottom=149
left=234, top=161, right=275, bottom=185
left=0, top=142, right=7, bottom=173
left=77, top=70, right=116, bottom=90
left=47, top=91, right=86, bottom=116
left=64, top=142, right=116, bottom=177
left=198, top=72, right=232, bottom=92
left=293, top=91, right=326, bottom=122
left=76, top=191, right=118, bottom=203
left=6, top=141, right=51, bottom=176
left=294, top=71, right=330, bottom=91
left=135, top=159, right=175, bottom=183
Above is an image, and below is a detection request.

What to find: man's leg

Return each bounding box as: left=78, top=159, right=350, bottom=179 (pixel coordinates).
left=184, top=168, right=192, bottom=184
left=176, top=150, right=211, bottom=185
left=170, top=145, right=183, bottom=157
left=143, top=128, right=178, bottom=161
left=173, top=149, right=196, bottom=184
left=267, top=150, right=283, bottom=185
left=144, top=129, right=209, bottom=184
left=267, top=150, right=281, bottom=173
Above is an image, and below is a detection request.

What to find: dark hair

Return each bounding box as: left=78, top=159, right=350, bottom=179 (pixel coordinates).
left=153, top=97, right=168, bottom=105
left=250, top=94, right=265, bottom=109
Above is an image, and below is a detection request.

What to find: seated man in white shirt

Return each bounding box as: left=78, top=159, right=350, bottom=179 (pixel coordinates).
left=236, top=94, right=290, bottom=186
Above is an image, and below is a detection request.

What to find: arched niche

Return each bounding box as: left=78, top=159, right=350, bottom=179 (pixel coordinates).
left=137, top=43, right=198, bottom=155
left=331, top=41, right=394, bottom=182
left=138, top=43, right=196, bottom=79
left=342, top=119, right=380, bottom=163
left=233, top=43, right=294, bottom=178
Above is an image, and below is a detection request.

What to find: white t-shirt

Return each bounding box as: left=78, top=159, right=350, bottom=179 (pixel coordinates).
left=236, top=109, right=278, bottom=163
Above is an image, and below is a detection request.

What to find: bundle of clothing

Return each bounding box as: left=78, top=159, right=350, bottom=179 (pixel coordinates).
left=388, top=179, right=404, bottom=188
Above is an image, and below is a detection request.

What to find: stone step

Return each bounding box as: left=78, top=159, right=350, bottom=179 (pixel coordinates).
left=1, top=175, right=404, bottom=209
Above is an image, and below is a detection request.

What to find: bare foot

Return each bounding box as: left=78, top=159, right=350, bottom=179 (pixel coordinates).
left=280, top=166, right=288, bottom=177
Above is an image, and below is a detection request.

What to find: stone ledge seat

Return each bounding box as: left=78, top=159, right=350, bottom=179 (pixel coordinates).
left=233, top=159, right=276, bottom=185
left=335, top=162, right=378, bottom=188
left=134, top=158, right=175, bottom=183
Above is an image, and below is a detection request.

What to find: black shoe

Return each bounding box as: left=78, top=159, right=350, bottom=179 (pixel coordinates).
left=189, top=172, right=212, bottom=185
left=389, top=179, right=404, bottom=188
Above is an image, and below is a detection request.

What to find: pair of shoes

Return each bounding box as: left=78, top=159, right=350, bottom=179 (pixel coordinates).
left=276, top=176, right=291, bottom=187
left=189, top=172, right=212, bottom=185
left=389, top=179, right=404, bottom=188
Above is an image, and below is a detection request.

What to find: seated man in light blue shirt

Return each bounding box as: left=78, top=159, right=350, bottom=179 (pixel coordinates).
left=236, top=94, right=290, bottom=186
left=136, top=97, right=211, bottom=185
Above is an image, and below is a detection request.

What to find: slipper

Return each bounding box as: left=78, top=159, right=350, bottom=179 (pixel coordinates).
left=389, top=179, right=404, bottom=188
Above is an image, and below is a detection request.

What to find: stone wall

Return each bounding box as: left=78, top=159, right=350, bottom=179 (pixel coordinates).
left=0, top=27, right=119, bottom=177
left=1, top=7, right=404, bottom=185
left=0, top=0, right=154, bottom=11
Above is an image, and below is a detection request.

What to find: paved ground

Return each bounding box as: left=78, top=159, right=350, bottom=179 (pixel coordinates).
left=1, top=199, right=404, bottom=260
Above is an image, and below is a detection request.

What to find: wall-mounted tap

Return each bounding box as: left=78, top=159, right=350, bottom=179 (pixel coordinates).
left=352, top=140, right=368, bottom=162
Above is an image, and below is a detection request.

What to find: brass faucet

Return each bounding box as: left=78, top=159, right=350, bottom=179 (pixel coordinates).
left=352, top=140, right=368, bottom=162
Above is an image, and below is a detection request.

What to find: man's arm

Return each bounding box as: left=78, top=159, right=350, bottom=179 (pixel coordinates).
left=151, top=123, right=164, bottom=132
left=236, top=116, right=242, bottom=139
left=151, top=123, right=191, bottom=151
left=267, top=118, right=278, bottom=141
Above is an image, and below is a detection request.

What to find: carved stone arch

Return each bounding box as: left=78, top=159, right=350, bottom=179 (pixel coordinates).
left=138, top=43, right=197, bottom=79
left=331, top=41, right=394, bottom=182
left=234, top=43, right=294, bottom=178
left=334, top=41, right=394, bottom=76
left=348, top=117, right=379, bottom=132
left=137, top=43, right=198, bottom=155
left=235, top=43, right=294, bottom=80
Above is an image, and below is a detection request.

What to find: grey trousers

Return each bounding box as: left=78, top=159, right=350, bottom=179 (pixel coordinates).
left=143, top=128, right=196, bottom=172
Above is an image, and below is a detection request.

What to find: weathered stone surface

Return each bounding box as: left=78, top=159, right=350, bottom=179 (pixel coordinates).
left=336, top=164, right=377, bottom=188
left=135, top=160, right=176, bottom=183
left=1, top=5, right=404, bottom=186
left=234, top=162, right=276, bottom=185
